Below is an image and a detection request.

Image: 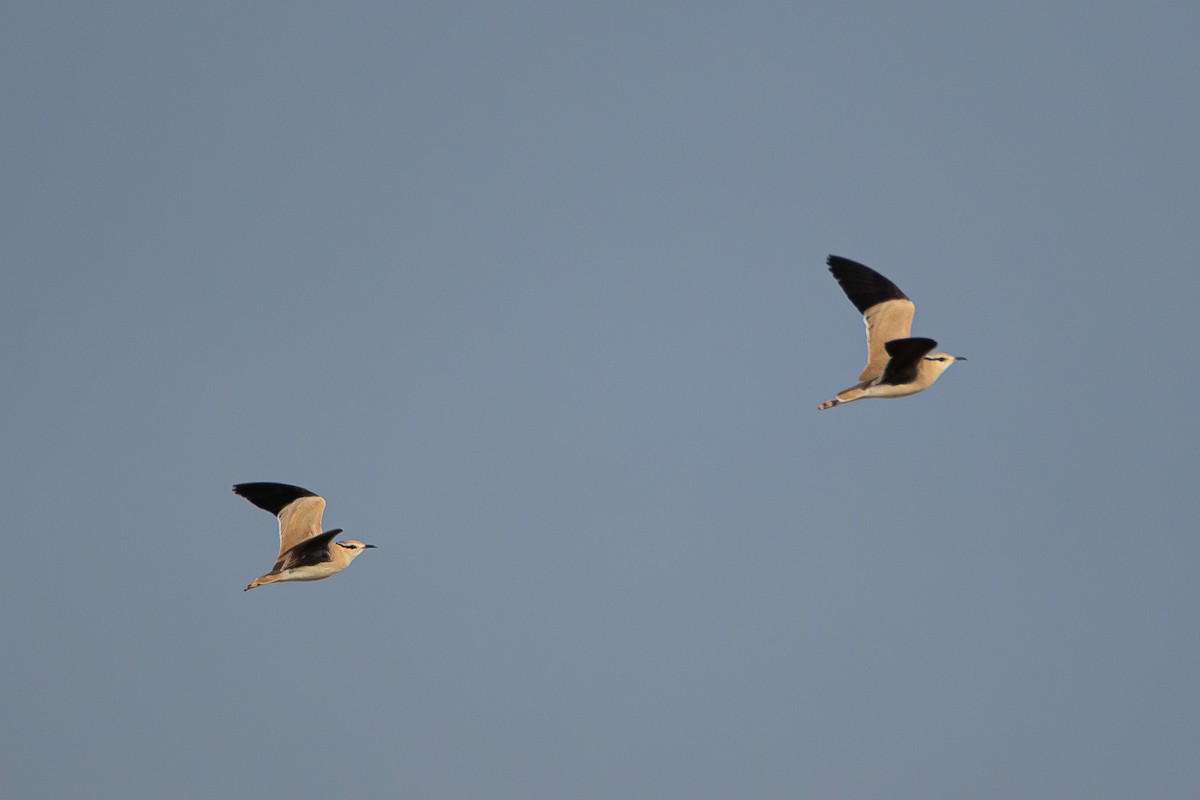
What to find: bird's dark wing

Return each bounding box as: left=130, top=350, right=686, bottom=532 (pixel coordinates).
left=880, top=337, right=938, bottom=386
left=827, top=256, right=910, bottom=314
left=273, top=529, right=344, bottom=573
left=233, top=483, right=319, bottom=515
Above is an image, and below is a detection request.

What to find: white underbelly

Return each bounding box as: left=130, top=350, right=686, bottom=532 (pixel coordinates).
left=864, top=382, right=923, bottom=399
left=278, top=564, right=343, bottom=583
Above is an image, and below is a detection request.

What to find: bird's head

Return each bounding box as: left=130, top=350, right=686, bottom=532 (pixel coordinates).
left=923, top=351, right=966, bottom=377
left=335, top=540, right=378, bottom=561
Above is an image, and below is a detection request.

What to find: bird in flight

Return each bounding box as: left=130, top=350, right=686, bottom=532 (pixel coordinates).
left=234, top=482, right=375, bottom=591
left=819, top=255, right=965, bottom=410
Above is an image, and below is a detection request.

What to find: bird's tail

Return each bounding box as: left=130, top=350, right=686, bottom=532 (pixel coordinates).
left=244, top=573, right=278, bottom=591
left=818, top=385, right=868, bottom=411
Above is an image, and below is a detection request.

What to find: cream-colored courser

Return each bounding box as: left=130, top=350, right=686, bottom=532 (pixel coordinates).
left=819, top=255, right=965, bottom=410
left=234, top=482, right=375, bottom=591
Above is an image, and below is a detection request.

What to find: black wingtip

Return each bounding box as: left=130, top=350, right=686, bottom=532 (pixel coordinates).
left=826, top=254, right=859, bottom=269
left=233, top=482, right=319, bottom=516
left=826, top=255, right=909, bottom=314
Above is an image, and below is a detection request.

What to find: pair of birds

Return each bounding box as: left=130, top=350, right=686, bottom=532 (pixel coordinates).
left=236, top=255, right=964, bottom=590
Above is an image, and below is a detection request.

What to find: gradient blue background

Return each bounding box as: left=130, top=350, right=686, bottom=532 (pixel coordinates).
left=4, top=2, right=1198, bottom=798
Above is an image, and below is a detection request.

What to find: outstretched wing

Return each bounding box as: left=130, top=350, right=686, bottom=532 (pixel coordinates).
left=827, top=256, right=916, bottom=382
left=233, top=482, right=327, bottom=558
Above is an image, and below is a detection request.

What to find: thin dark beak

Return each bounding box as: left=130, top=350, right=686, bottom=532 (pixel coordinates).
left=956, top=356, right=968, bottom=361
left=364, top=544, right=378, bottom=549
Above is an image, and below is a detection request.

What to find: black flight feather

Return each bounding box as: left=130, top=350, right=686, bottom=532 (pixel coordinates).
left=233, top=483, right=319, bottom=516
left=277, top=528, right=344, bottom=571
left=827, top=255, right=909, bottom=315
left=880, top=337, right=938, bottom=385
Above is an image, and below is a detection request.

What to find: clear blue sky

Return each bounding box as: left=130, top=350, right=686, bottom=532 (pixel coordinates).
left=4, top=2, right=1198, bottom=798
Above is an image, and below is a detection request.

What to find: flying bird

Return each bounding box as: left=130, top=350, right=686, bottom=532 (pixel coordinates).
left=234, top=482, right=375, bottom=591
left=819, top=255, right=965, bottom=410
